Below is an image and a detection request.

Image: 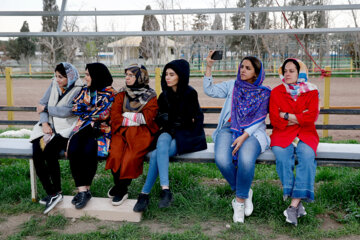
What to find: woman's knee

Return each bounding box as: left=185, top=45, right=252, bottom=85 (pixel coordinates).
left=215, top=154, right=232, bottom=170
left=297, top=142, right=315, bottom=160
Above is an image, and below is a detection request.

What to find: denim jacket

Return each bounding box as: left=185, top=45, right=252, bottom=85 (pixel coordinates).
left=203, top=76, right=270, bottom=153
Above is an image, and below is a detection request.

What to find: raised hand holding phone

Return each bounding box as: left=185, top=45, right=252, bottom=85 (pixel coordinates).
left=211, top=50, right=223, bottom=60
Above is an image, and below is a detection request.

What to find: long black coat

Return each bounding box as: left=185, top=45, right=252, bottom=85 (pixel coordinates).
left=157, top=87, right=207, bottom=154
left=156, top=59, right=207, bottom=154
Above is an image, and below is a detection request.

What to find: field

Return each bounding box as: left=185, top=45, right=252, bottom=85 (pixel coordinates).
left=1, top=76, right=360, bottom=141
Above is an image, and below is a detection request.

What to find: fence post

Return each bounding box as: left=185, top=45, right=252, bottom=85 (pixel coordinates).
left=155, top=67, right=161, bottom=97
left=273, top=60, right=276, bottom=73
left=322, top=66, right=331, bottom=138
left=5, top=67, right=14, bottom=126
left=29, top=63, right=32, bottom=79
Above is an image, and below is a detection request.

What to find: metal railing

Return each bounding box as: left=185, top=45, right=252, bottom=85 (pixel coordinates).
left=1, top=106, right=360, bottom=130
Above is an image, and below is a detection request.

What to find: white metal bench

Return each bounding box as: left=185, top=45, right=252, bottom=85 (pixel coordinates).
left=1, top=138, right=360, bottom=202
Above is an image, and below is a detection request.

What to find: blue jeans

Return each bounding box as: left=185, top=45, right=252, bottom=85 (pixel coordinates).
left=141, top=132, right=177, bottom=194
left=272, top=141, right=316, bottom=202
left=215, top=123, right=261, bottom=199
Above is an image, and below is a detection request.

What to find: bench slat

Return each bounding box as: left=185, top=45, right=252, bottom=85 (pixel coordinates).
left=1, top=139, right=359, bottom=166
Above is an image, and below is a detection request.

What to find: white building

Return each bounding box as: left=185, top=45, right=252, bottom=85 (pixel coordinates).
left=107, top=36, right=176, bottom=66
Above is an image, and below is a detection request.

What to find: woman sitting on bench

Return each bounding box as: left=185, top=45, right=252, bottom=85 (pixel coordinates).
left=133, top=59, right=207, bottom=212
left=203, top=51, right=271, bottom=223
left=68, top=63, right=116, bottom=210
left=105, top=64, right=159, bottom=206
left=30, top=62, right=84, bottom=214
left=269, top=58, right=319, bottom=226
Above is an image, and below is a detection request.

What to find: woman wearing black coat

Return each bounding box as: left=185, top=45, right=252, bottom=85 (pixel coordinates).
left=133, top=59, right=207, bottom=212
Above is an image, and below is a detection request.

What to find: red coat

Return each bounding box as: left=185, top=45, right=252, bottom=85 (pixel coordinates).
left=269, top=84, right=319, bottom=154
left=105, top=92, right=159, bottom=179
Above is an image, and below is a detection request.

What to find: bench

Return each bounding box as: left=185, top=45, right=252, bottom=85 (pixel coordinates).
left=1, top=137, right=360, bottom=201
left=1, top=106, right=360, bottom=221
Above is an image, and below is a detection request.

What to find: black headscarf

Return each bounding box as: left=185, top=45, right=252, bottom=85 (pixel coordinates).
left=161, top=59, right=190, bottom=95
left=86, top=63, right=113, bottom=92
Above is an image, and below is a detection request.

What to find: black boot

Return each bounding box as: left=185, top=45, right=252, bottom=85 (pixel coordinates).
left=133, top=193, right=150, bottom=212
left=159, top=189, right=173, bottom=208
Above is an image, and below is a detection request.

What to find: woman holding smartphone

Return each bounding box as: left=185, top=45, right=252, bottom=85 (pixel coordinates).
left=203, top=50, right=271, bottom=223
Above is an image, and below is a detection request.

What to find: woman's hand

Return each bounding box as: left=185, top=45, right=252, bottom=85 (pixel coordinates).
left=280, top=112, right=299, bottom=125
left=37, top=104, right=45, bottom=113
left=205, top=50, right=216, bottom=77
left=41, top=122, right=53, bottom=135
left=231, top=132, right=249, bottom=156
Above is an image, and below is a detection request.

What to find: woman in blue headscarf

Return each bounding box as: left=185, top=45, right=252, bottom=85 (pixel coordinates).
left=203, top=51, right=271, bottom=223
left=30, top=62, right=84, bottom=214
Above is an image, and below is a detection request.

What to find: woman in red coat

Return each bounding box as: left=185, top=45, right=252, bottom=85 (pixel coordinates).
left=269, top=58, right=319, bottom=227
left=105, top=64, right=159, bottom=206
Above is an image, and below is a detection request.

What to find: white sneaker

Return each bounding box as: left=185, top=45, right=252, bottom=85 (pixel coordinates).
left=232, top=198, right=245, bottom=223
left=244, top=188, right=253, bottom=217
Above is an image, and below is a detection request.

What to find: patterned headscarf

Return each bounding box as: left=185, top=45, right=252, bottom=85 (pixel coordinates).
left=62, top=62, right=79, bottom=88
left=279, top=58, right=318, bottom=101
left=120, top=64, right=157, bottom=113
left=230, top=57, right=271, bottom=163
left=55, top=62, right=79, bottom=93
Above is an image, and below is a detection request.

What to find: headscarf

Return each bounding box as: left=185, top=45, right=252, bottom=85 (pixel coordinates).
left=86, top=63, right=113, bottom=92
left=230, top=57, right=271, bottom=163
left=120, top=64, right=156, bottom=113
left=55, top=62, right=79, bottom=93
left=279, top=58, right=318, bottom=101
left=161, top=59, right=190, bottom=95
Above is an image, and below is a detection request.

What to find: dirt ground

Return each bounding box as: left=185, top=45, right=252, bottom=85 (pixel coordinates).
left=1, top=76, right=359, bottom=141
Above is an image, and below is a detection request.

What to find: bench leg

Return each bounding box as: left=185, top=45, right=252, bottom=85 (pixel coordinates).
left=29, top=158, right=38, bottom=202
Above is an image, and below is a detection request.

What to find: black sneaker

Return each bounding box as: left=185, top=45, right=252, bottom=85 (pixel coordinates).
left=43, top=193, right=63, bottom=214
left=39, top=195, right=51, bottom=205
left=107, top=186, right=118, bottom=199
left=158, top=189, right=173, bottom=208
left=71, top=192, right=81, bottom=205
left=112, top=192, right=128, bottom=206
left=75, top=191, right=92, bottom=209
left=133, top=193, right=150, bottom=212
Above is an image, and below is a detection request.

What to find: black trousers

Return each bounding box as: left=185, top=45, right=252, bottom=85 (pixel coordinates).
left=68, top=125, right=98, bottom=187
left=111, top=169, right=132, bottom=195
left=32, top=134, right=68, bottom=195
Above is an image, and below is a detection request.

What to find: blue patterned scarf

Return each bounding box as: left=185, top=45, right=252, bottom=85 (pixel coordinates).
left=230, top=59, right=271, bottom=163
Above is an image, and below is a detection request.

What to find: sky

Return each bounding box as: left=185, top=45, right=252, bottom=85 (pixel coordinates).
left=0, top=0, right=359, bottom=39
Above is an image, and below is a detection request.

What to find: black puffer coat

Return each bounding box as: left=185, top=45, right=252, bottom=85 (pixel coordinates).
left=157, top=59, right=207, bottom=154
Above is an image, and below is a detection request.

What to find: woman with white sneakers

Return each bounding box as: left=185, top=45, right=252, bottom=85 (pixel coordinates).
left=203, top=51, right=271, bottom=223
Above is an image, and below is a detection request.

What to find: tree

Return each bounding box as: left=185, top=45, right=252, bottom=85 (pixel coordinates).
left=84, top=41, right=98, bottom=62
left=39, top=0, right=64, bottom=68
left=139, top=5, right=161, bottom=63
left=191, top=13, right=210, bottom=63
left=6, top=21, right=36, bottom=64
left=230, top=0, right=272, bottom=57
left=62, top=16, right=80, bottom=63
left=287, top=0, right=328, bottom=65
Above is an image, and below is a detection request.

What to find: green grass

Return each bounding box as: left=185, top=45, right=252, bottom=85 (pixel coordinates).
left=320, top=136, right=359, bottom=144
left=0, top=157, right=359, bottom=239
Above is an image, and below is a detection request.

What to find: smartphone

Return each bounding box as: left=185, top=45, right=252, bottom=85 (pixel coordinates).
left=211, top=50, right=223, bottom=60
